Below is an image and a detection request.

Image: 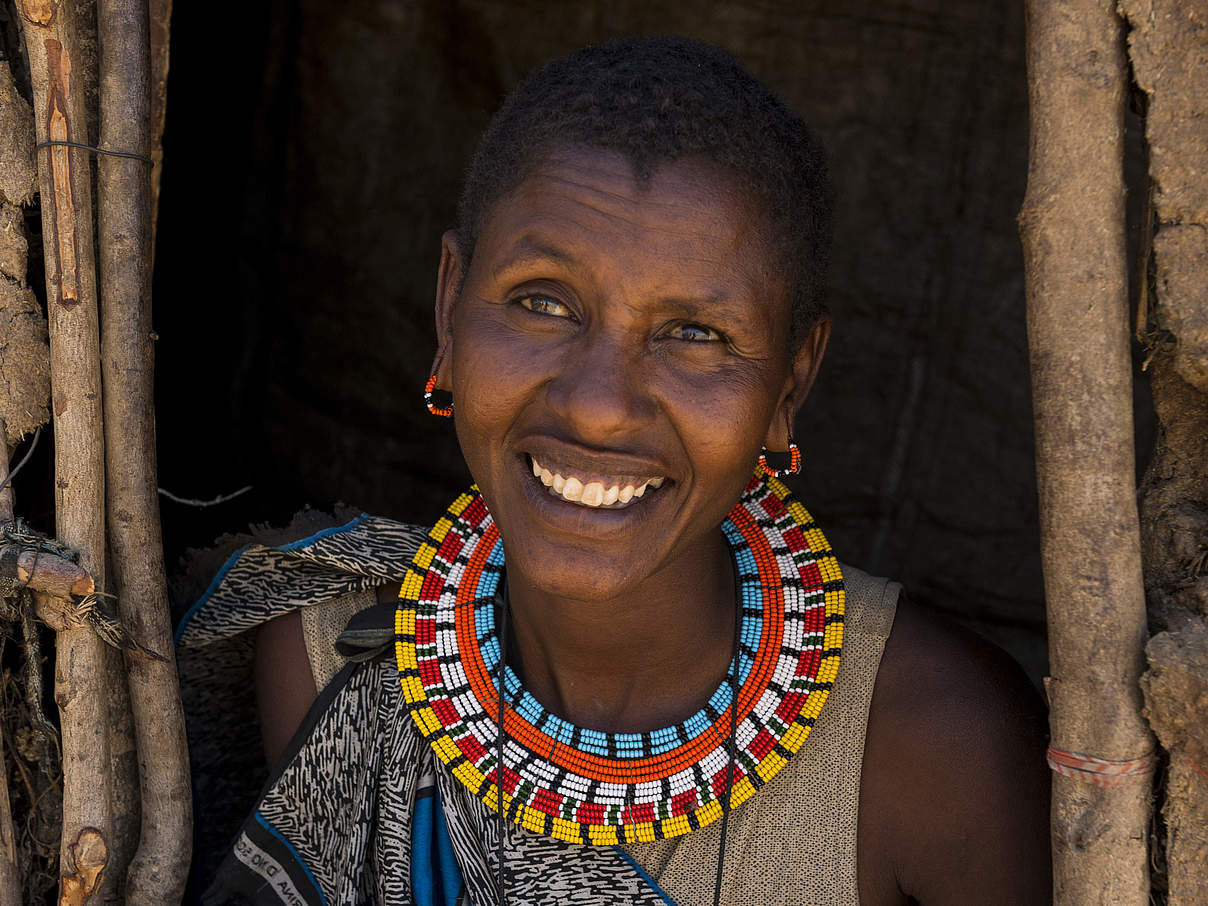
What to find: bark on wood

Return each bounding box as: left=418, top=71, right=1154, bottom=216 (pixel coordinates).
left=148, top=0, right=170, bottom=242
left=1018, top=1, right=1154, bottom=902
left=1119, top=1, right=1208, bottom=899
left=15, top=1, right=116, bottom=901
left=57, top=827, right=107, bottom=906
left=0, top=434, right=25, bottom=906
left=0, top=545, right=94, bottom=600
left=105, top=649, right=139, bottom=897
left=97, top=0, right=192, bottom=899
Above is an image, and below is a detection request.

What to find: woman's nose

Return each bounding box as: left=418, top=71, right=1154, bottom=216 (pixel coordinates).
left=544, top=330, right=654, bottom=442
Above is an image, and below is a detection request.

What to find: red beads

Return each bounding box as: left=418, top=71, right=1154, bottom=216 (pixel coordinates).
left=757, top=441, right=802, bottom=478
left=424, top=373, right=453, bottom=417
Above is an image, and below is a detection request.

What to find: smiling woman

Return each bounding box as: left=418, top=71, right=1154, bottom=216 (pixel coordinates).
left=180, top=36, right=1050, bottom=906
left=439, top=151, right=822, bottom=619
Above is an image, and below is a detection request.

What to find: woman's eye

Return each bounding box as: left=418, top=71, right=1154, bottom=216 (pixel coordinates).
left=519, top=295, right=573, bottom=318
left=667, top=323, right=722, bottom=342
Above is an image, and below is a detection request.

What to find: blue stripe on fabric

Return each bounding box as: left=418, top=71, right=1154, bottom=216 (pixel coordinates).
left=174, top=513, right=370, bottom=646
left=278, top=513, right=370, bottom=550
left=412, top=793, right=436, bottom=904
left=610, top=846, right=680, bottom=906
left=435, top=789, right=463, bottom=906
left=412, top=790, right=464, bottom=906
left=173, top=543, right=249, bottom=645
left=253, top=812, right=328, bottom=905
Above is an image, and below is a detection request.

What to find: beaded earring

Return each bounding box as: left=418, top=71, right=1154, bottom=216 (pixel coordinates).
left=757, top=439, right=802, bottom=478
left=424, top=373, right=453, bottom=417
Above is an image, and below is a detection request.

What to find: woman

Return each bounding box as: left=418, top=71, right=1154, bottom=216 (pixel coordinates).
left=178, top=36, right=1050, bottom=905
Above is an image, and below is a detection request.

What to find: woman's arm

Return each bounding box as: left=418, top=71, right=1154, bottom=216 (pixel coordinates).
left=253, top=582, right=402, bottom=767
left=858, top=595, right=1052, bottom=905
left=253, top=609, right=318, bottom=768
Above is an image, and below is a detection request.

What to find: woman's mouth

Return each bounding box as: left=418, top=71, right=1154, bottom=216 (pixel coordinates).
left=529, top=455, right=665, bottom=509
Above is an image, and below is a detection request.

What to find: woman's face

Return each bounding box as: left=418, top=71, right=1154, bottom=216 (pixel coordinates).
left=435, top=147, right=827, bottom=602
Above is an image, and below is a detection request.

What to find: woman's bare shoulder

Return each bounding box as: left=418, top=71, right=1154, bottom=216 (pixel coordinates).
left=858, top=594, right=1052, bottom=906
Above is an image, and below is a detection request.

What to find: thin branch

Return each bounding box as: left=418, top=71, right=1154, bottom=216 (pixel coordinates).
left=157, top=484, right=252, bottom=507
left=0, top=427, right=41, bottom=502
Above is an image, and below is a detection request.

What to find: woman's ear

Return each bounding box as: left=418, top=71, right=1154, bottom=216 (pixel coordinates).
left=764, top=316, right=831, bottom=450
left=432, top=230, right=466, bottom=385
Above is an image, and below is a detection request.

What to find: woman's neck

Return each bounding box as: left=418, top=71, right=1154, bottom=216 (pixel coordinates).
left=503, top=529, right=737, bottom=733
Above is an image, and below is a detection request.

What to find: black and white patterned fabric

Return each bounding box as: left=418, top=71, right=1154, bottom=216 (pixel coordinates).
left=176, top=515, right=427, bottom=891
left=175, top=514, right=425, bottom=648
left=178, top=513, right=675, bottom=906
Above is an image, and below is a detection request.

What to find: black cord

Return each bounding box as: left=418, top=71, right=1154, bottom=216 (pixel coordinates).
left=35, top=140, right=152, bottom=164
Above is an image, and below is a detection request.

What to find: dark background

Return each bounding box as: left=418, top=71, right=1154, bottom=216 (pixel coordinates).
left=143, top=0, right=1154, bottom=683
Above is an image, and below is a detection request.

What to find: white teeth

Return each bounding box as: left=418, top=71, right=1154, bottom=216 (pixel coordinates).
left=528, top=456, right=664, bottom=508
left=562, top=476, right=584, bottom=502
left=581, top=481, right=604, bottom=507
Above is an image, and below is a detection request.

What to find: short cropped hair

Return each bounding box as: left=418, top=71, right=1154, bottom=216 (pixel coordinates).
left=456, top=35, right=833, bottom=349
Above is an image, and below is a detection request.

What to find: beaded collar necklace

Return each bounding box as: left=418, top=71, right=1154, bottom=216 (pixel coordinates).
left=394, top=474, right=844, bottom=846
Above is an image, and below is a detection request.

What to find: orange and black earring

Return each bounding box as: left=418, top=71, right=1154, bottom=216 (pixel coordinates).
left=757, top=440, right=802, bottom=478
left=424, top=373, right=453, bottom=417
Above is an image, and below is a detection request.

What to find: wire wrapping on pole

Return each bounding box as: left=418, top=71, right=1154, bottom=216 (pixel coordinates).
left=35, top=140, right=152, bottom=164
left=1046, top=745, right=1155, bottom=788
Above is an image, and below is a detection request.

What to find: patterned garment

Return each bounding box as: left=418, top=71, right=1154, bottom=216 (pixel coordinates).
left=178, top=514, right=676, bottom=906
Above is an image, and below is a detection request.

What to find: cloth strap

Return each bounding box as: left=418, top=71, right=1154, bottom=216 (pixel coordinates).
left=1046, top=745, right=1154, bottom=788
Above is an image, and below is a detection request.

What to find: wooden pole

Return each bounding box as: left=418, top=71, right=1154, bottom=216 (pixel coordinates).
left=97, top=0, right=192, bottom=900
left=1019, top=1, right=1154, bottom=903
left=14, top=0, right=116, bottom=901
left=0, top=430, right=24, bottom=906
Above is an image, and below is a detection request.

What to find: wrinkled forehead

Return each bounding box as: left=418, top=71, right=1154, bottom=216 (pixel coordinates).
left=469, top=146, right=790, bottom=322
left=485, top=143, right=776, bottom=243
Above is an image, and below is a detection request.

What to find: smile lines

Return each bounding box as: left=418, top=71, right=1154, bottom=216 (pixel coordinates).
left=529, top=456, right=665, bottom=508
